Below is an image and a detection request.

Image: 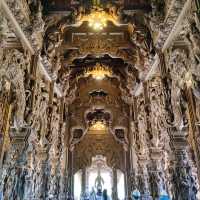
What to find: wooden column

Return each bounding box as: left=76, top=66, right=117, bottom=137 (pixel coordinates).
left=112, top=167, right=118, bottom=200
left=184, top=87, right=200, bottom=183
left=29, top=55, right=39, bottom=111
left=68, top=148, right=74, bottom=197
left=82, top=168, right=86, bottom=194
left=0, top=84, right=12, bottom=168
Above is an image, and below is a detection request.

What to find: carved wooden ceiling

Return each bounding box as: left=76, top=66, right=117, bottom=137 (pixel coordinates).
left=74, top=132, right=125, bottom=173
left=41, top=0, right=153, bottom=170
left=42, top=0, right=151, bottom=13
left=61, top=22, right=137, bottom=65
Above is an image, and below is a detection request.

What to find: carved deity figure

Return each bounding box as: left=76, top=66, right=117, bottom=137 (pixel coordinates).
left=148, top=162, right=164, bottom=199
left=137, top=161, right=149, bottom=196
left=169, top=151, right=197, bottom=200
left=168, top=48, right=188, bottom=129
left=149, top=79, right=164, bottom=147
left=48, top=172, right=59, bottom=199
left=44, top=29, right=62, bottom=61
left=137, top=99, right=148, bottom=154
left=32, top=1, right=44, bottom=33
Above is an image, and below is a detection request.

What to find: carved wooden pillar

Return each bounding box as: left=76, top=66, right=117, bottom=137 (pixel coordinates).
left=1, top=126, right=30, bottom=200
left=34, top=144, right=49, bottom=200
left=48, top=155, right=60, bottom=200
left=124, top=150, right=129, bottom=200
left=126, top=147, right=132, bottom=200
left=28, top=55, right=39, bottom=115
left=0, top=8, right=7, bottom=55
left=68, top=149, right=74, bottom=198
left=112, top=167, right=118, bottom=200
left=82, top=168, right=86, bottom=194
left=185, top=87, right=200, bottom=183
left=24, top=153, right=35, bottom=200
left=129, top=140, right=138, bottom=195
left=137, top=155, right=150, bottom=200
left=59, top=143, right=68, bottom=200
left=58, top=101, right=69, bottom=200
left=71, top=149, right=74, bottom=197
left=148, top=148, right=165, bottom=199
left=59, top=103, right=69, bottom=199
left=158, top=48, right=198, bottom=198
left=169, top=131, right=197, bottom=200
left=129, top=108, right=138, bottom=193
left=24, top=172, right=33, bottom=200
left=0, top=84, right=12, bottom=168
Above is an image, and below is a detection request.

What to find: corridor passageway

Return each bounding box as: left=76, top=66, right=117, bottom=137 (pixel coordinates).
left=0, top=0, right=200, bottom=199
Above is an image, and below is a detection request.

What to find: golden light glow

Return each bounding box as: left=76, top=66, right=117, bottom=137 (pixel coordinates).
left=88, top=11, right=107, bottom=31
left=89, top=121, right=107, bottom=131
left=85, top=63, right=112, bottom=80
left=80, top=9, right=118, bottom=31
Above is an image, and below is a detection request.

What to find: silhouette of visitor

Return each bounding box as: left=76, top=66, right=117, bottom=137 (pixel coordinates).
left=102, top=189, right=110, bottom=200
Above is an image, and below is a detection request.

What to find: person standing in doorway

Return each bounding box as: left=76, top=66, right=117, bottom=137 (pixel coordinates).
left=102, top=189, right=110, bottom=200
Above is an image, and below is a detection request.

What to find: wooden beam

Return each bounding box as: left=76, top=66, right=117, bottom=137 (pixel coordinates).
left=1, top=0, right=34, bottom=54
left=134, top=0, right=192, bottom=96
left=1, top=0, right=63, bottom=98
left=162, top=0, right=192, bottom=52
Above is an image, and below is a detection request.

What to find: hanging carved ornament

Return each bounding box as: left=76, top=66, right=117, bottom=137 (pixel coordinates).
left=84, top=63, right=112, bottom=80
left=78, top=7, right=119, bottom=31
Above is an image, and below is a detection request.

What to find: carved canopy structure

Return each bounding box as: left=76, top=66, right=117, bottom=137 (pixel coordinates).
left=0, top=0, right=200, bottom=199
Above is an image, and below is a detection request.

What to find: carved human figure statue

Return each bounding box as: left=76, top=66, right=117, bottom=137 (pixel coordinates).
left=137, top=100, right=148, bottom=154
left=95, top=169, right=104, bottom=192
left=169, top=48, right=188, bottom=129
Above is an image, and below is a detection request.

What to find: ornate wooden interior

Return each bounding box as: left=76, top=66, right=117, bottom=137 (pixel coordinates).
left=0, top=0, right=200, bottom=199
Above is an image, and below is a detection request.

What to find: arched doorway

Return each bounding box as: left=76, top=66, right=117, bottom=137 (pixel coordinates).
left=74, top=155, right=126, bottom=200
left=87, top=155, right=113, bottom=197
left=117, top=170, right=125, bottom=200
left=74, top=170, right=82, bottom=200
